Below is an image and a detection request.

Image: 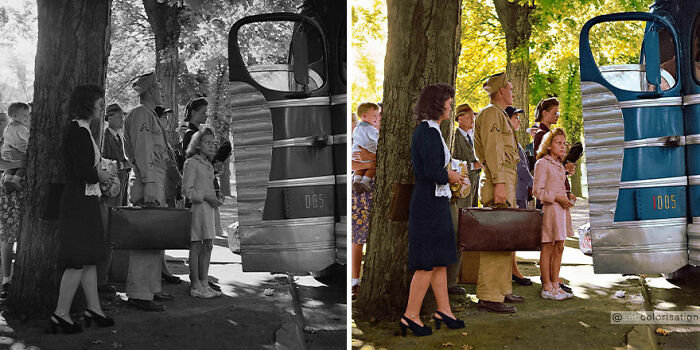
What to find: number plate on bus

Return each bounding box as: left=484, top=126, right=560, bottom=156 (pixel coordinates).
left=283, top=186, right=335, bottom=219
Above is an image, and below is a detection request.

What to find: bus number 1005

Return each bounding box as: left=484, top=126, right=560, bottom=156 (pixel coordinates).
left=305, top=194, right=325, bottom=209
left=653, top=194, right=676, bottom=210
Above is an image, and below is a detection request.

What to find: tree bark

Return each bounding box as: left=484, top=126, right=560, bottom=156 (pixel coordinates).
left=9, top=0, right=112, bottom=318
left=143, top=0, right=180, bottom=146
left=494, top=0, right=534, bottom=146
left=355, top=0, right=461, bottom=321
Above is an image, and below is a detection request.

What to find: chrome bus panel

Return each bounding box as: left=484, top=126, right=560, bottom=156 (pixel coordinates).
left=592, top=220, right=688, bottom=273
left=689, top=223, right=700, bottom=266
left=335, top=215, right=347, bottom=264
left=618, top=96, right=683, bottom=108
left=624, top=136, right=686, bottom=148
left=266, top=96, right=330, bottom=109
left=581, top=81, right=691, bottom=273
left=267, top=175, right=337, bottom=188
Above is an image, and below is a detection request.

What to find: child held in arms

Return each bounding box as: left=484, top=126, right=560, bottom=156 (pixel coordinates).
left=351, top=102, right=380, bottom=193
left=1, top=102, right=31, bottom=192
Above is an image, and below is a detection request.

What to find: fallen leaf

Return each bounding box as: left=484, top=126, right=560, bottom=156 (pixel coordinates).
left=454, top=307, right=465, bottom=312
left=369, top=316, right=376, bottom=323
left=579, top=321, right=590, bottom=328
left=111, top=342, right=123, bottom=348
left=461, top=345, right=473, bottom=350
left=442, top=342, right=454, bottom=347
left=656, top=328, right=670, bottom=336
left=460, top=332, right=468, bottom=336
left=92, top=340, right=103, bottom=344
left=227, top=319, right=238, bottom=327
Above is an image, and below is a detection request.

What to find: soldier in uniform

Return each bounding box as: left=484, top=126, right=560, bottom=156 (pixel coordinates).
left=122, top=72, right=175, bottom=311
left=472, top=72, right=525, bottom=313
left=446, top=103, right=482, bottom=295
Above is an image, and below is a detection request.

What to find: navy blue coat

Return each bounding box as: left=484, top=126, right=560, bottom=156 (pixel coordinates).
left=516, top=144, right=534, bottom=209
left=407, top=122, right=457, bottom=271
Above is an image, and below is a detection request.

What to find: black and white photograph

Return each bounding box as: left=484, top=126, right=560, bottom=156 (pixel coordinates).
left=0, top=0, right=346, bottom=349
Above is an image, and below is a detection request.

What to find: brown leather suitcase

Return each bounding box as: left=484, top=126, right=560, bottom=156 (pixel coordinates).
left=388, top=183, right=414, bottom=222
left=457, top=206, right=543, bottom=251
left=108, top=206, right=192, bottom=250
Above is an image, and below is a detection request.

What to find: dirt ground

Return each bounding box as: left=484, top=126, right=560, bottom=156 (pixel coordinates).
left=350, top=198, right=700, bottom=349
left=0, top=196, right=347, bottom=350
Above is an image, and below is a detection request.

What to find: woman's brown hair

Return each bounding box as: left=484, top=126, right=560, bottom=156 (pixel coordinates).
left=413, top=83, right=455, bottom=123
left=534, top=97, right=559, bottom=123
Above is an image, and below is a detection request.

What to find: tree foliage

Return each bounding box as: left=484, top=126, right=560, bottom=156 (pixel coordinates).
left=352, top=0, right=655, bottom=197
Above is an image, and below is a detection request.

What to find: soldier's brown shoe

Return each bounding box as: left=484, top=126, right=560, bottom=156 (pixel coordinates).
left=477, top=300, right=516, bottom=313
left=504, top=294, right=525, bottom=303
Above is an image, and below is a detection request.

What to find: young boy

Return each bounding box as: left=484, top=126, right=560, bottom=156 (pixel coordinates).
left=2, top=102, right=30, bottom=192
left=351, top=102, right=380, bottom=193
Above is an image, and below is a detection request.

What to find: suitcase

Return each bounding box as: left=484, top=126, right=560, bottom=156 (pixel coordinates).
left=388, top=183, right=413, bottom=222
left=458, top=206, right=543, bottom=251
left=108, top=206, right=192, bottom=250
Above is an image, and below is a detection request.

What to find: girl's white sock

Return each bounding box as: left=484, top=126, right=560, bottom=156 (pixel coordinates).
left=353, top=175, right=362, bottom=182
left=351, top=278, right=360, bottom=287
left=2, top=276, right=10, bottom=284
left=361, top=176, right=371, bottom=184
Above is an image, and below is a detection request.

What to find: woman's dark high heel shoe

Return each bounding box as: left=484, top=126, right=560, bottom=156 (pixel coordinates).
left=398, top=315, right=432, bottom=337
left=49, top=314, right=82, bottom=334
left=84, top=309, right=115, bottom=328
left=433, top=310, right=465, bottom=330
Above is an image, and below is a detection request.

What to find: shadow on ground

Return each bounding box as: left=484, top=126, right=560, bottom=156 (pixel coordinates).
left=0, top=240, right=346, bottom=350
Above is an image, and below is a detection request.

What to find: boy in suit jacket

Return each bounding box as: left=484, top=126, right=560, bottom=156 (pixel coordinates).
left=446, top=103, right=483, bottom=295
left=102, top=103, right=132, bottom=207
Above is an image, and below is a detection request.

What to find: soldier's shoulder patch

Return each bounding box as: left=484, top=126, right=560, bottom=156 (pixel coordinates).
left=139, top=122, right=150, bottom=132
left=490, top=124, right=501, bottom=133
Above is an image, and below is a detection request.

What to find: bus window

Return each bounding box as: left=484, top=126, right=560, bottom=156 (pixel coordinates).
left=589, top=20, right=676, bottom=92
left=237, top=20, right=326, bottom=92
left=691, top=13, right=700, bottom=83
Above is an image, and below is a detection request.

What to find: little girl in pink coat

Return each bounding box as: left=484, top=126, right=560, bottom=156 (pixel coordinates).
left=183, top=128, right=223, bottom=299
left=533, top=127, right=574, bottom=301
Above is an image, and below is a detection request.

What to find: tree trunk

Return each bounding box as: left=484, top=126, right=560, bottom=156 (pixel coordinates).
left=209, top=61, right=232, bottom=196
left=494, top=0, right=534, bottom=146
left=143, top=0, right=180, bottom=146
left=355, top=0, right=461, bottom=321
left=9, top=0, right=112, bottom=318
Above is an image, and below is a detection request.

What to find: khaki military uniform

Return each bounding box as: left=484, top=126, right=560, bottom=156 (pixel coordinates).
left=473, top=103, right=519, bottom=303
left=123, top=104, right=172, bottom=300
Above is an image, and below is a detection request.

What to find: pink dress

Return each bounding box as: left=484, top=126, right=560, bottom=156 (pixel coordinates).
left=533, top=155, right=573, bottom=242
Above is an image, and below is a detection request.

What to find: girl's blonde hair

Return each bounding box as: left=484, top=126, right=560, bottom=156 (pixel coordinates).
left=536, top=127, right=567, bottom=160
left=186, top=127, right=215, bottom=159
left=534, top=97, right=559, bottom=122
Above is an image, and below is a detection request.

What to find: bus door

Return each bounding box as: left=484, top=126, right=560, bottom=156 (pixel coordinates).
left=679, top=8, right=700, bottom=266
left=225, top=13, right=337, bottom=273
left=580, top=12, right=689, bottom=273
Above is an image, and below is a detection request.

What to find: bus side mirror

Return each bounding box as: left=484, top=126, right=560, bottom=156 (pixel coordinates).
left=644, top=27, right=662, bottom=89
left=291, top=29, right=309, bottom=89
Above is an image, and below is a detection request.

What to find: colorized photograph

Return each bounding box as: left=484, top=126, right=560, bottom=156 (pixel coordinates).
left=350, top=0, right=700, bottom=349
left=0, top=0, right=346, bottom=349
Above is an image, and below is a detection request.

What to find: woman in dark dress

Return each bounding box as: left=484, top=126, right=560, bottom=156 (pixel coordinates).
left=51, top=85, right=114, bottom=334
left=400, top=84, right=467, bottom=337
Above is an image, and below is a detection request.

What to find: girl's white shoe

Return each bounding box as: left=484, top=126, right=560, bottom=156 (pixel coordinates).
left=206, top=286, right=222, bottom=297
left=191, top=287, right=216, bottom=299
left=541, top=288, right=567, bottom=300
left=555, top=287, right=574, bottom=299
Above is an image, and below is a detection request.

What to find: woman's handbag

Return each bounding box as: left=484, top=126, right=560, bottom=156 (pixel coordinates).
left=388, top=183, right=414, bottom=222
left=457, top=203, right=543, bottom=251
left=108, top=206, right=191, bottom=250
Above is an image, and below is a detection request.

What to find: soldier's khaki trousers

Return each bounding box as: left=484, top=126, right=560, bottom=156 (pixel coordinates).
left=476, top=168, right=516, bottom=302
left=126, top=167, right=166, bottom=300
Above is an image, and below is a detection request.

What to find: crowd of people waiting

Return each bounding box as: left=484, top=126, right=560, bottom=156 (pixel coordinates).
left=0, top=71, right=233, bottom=335
left=351, top=72, right=580, bottom=337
